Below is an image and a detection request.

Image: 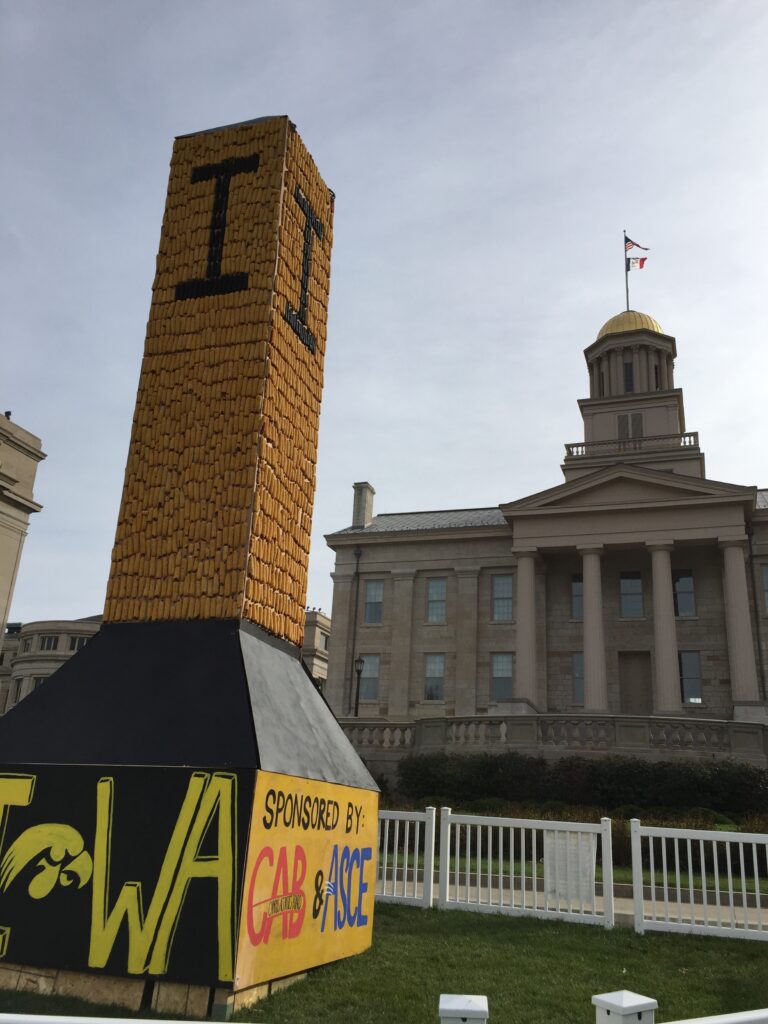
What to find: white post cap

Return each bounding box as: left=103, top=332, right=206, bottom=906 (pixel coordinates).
left=439, top=993, right=490, bottom=1021
left=593, top=991, right=659, bottom=1016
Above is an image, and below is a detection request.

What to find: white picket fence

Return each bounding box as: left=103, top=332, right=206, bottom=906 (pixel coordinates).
left=438, top=807, right=613, bottom=925
left=378, top=808, right=768, bottom=940
left=378, top=806, right=614, bottom=926
left=377, top=806, right=437, bottom=907
left=631, top=819, right=768, bottom=939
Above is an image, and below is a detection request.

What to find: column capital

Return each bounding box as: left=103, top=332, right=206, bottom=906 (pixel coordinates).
left=577, top=544, right=604, bottom=555
left=719, top=536, right=748, bottom=550
left=330, top=572, right=356, bottom=583
left=646, top=540, right=675, bottom=553
left=511, top=546, right=538, bottom=558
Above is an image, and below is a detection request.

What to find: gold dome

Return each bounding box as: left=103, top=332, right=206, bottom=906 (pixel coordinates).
left=596, top=310, right=664, bottom=341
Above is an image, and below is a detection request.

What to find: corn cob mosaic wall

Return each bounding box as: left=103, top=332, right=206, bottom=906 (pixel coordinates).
left=103, top=116, right=333, bottom=645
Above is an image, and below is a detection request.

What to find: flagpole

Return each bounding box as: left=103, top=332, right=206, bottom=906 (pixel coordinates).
left=623, top=229, right=629, bottom=311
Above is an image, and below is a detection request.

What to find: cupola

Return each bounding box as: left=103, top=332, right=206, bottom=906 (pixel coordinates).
left=561, top=311, right=705, bottom=481
left=585, top=309, right=676, bottom=398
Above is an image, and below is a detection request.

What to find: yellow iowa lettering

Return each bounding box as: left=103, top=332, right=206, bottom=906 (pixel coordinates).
left=0, top=774, right=36, bottom=858
left=89, top=772, right=236, bottom=976
left=148, top=773, right=236, bottom=979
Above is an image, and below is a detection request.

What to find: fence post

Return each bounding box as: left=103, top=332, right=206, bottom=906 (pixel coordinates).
left=423, top=806, right=436, bottom=909
left=438, top=806, right=452, bottom=909
left=592, top=990, right=657, bottom=1024
left=630, top=818, right=644, bottom=934
left=600, top=817, right=614, bottom=929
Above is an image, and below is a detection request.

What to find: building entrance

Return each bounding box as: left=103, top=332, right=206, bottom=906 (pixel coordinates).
left=618, top=651, right=652, bottom=715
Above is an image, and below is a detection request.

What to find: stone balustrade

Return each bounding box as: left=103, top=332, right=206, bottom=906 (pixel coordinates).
left=564, top=432, right=699, bottom=458
left=340, top=713, right=767, bottom=781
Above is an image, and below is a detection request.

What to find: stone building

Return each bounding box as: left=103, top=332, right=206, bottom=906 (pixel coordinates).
left=301, top=608, right=331, bottom=686
left=324, top=310, right=768, bottom=779
left=0, top=615, right=102, bottom=713
left=0, top=413, right=45, bottom=639
left=0, top=609, right=331, bottom=713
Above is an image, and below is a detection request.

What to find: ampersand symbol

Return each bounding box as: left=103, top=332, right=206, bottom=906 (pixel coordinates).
left=312, top=869, right=324, bottom=919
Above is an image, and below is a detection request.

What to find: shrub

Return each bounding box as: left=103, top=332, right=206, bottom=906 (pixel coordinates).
left=395, top=752, right=768, bottom=814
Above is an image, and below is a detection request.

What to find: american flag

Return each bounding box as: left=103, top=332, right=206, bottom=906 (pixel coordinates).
left=625, top=235, right=649, bottom=252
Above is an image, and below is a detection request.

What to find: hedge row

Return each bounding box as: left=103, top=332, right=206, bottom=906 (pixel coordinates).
left=395, top=752, right=768, bottom=814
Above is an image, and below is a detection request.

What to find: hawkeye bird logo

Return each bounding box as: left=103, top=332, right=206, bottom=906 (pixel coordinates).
left=0, top=824, right=93, bottom=899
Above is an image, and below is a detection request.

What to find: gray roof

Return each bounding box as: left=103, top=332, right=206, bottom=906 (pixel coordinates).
left=331, top=488, right=768, bottom=537
left=329, top=507, right=507, bottom=537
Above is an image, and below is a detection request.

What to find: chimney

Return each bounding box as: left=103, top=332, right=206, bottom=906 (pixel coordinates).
left=352, top=481, right=375, bottom=529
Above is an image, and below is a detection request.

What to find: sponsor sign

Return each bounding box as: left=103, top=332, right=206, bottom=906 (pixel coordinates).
left=235, top=771, right=378, bottom=988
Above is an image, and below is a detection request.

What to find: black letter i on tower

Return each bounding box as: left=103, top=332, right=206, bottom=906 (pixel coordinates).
left=175, top=154, right=260, bottom=301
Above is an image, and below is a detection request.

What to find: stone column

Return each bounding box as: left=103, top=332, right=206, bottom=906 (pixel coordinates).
left=631, top=345, right=641, bottom=394
left=721, top=540, right=762, bottom=714
left=455, top=569, right=479, bottom=717
left=579, top=545, right=608, bottom=710
left=514, top=548, right=538, bottom=705
left=598, top=356, right=607, bottom=396
left=645, top=347, right=655, bottom=391
left=660, top=352, right=670, bottom=390
left=638, top=345, right=649, bottom=392
left=610, top=350, right=621, bottom=395
left=387, top=570, right=415, bottom=720
left=648, top=543, right=680, bottom=714
left=327, top=572, right=355, bottom=715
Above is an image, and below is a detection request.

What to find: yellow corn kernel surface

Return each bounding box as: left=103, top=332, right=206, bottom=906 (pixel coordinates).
left=103, top=116, right=334, bottom=647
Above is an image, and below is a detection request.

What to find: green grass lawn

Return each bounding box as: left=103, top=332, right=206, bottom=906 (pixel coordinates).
left=1, top=905, right=765, bottom=1024
left=234, top=904, right=768, bottom=1024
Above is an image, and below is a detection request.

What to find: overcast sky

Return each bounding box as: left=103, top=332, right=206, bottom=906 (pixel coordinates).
left=2, top=0, right=767, bottom=625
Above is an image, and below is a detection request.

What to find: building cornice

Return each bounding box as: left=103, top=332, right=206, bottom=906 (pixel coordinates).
left=325, top=524, right=511, bottom=548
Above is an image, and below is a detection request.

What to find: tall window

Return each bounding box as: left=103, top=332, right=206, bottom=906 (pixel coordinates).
left=321, top=632, right=329, bottom=651
left=491, top=653, right=514, bottom=701
left=364, top=580, right=384, bottom=624
left=426, top=579, right=447, bottom=623
left=571, top=574, right=583, bottom=620
left=623, top=361, right=634, bottom=393
left=618, top=413, right=644, bottom=440
left=360, top=655, right=380, bottom=701
left=424, top=654, right=445, bottom=700
left=673, top=571, right=695, bottom=617
left=620, top=572, right=643, bottom=617
left=572, top=652, right=584, bottom=706
left=33, top=676, right=47, bottom=690
left=40, top=635, right=59, bottom=651
left=69, top=635, right=88, bottom=652
left=491, top=575, right=513, bottom=622
left=762, top=565, right=768, bottom=611
left=679, top=651, right=702, bottom=704
left=21, top=638, right=31, bottom=653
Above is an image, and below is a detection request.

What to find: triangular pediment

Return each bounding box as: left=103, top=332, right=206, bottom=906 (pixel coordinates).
left=501, top=465, right=756, bottom=516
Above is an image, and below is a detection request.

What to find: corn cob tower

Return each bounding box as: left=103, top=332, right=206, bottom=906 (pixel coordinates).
left=104, top=115, right=333, bottom=647
left=0, top=118, right=378, bottom=1004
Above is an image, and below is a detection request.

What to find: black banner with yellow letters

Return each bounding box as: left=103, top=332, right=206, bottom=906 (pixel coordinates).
left=0, top=765, right=253, bottom=987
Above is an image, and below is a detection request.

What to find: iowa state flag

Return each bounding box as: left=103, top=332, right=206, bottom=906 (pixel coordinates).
left=626, top=256, right=647, bottom=270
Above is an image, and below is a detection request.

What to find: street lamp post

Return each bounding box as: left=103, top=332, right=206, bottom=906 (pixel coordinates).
left=354, top=655, right=364, bottom=717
